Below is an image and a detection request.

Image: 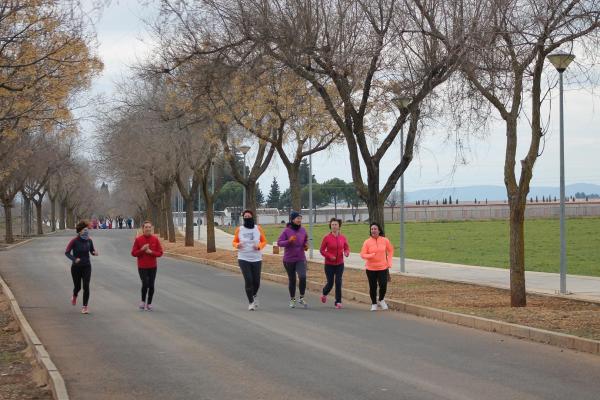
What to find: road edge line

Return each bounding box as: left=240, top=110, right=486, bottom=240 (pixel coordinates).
left=0, top=274, right=69, bottom=400
left=164, top=251, right=600, bottom=356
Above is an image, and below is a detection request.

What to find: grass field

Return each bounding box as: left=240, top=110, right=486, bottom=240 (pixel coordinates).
left=224, top=217, right=600, bottom=276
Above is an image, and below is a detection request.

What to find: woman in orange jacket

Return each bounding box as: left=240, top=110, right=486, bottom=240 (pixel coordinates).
left=360, top=222, right=394, bottom=311
left=232, top=210, right=267, bottom=311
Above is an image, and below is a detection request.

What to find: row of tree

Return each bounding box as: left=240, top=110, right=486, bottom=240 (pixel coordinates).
left=0, top=1, right=103, bottom=243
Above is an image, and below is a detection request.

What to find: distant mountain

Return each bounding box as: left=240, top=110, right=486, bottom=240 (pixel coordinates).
left=405, top=183, right=600, bottom=202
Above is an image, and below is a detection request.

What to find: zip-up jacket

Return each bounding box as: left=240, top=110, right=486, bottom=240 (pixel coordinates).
left=277, top=225, right=308, bottom=262
left=131, top=234, right=163, bottom=269
left=360, top=236, right=394, bottom=271
left=320, top=232, right=349, bottom=266
left=65, top=237, right=96, bottom=267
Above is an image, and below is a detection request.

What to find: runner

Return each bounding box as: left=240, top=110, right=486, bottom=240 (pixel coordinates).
left=232, top=210, right=267, bottom=311
left=277, top=211, right=309, bottom=308
left=65, top=220, right=98, bottom=314
left=319, top=218, right=350, bottom=309
left=131, top=221, right=163, bottom=311
left=360, top=222, right=394, bottom=311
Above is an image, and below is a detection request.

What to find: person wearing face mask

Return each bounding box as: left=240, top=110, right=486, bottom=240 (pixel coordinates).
left=360, top=222, right=394, bottom=311
left=277, top=211, right=309, bottom=308
left=232, top=210, right=267, bottom=311
left=320, top=218, right=350, bottom=309
left=131, top=221, right=164, bottom=311
left=65, top=220, right=98, bottom=314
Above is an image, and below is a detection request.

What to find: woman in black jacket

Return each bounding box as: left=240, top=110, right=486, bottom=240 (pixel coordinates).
left=65, top=220, right=98, bottom=314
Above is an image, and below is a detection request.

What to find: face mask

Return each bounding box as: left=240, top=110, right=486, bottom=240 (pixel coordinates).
left=80, top=231, right=89, bottom=240
left=243, top=218, right=255, bottom=229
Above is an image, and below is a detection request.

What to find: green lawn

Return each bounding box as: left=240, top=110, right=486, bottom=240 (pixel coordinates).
left=223, top=217, right=600, bottom=276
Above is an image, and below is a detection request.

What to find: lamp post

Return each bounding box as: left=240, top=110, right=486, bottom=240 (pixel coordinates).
left=392, top=96, right=411, bottom=273
left=239, top=145, right=251, bottom=215
left=308, top=136, right=314, bottom=259
left=547, top=51, right=575, bottom=295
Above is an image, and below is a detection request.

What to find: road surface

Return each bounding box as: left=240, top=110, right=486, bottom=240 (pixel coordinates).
left=0, top=230, right=598, bottom=400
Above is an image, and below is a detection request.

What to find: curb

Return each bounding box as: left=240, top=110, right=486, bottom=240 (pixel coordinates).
left=0, top=275, right=69, bottom=400
left=0, top=237, right=35, bottom=251
left=164, top=251, right=600, bottom=356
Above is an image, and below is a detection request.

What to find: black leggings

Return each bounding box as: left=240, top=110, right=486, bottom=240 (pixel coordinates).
left=366, top=269, right=388, bottom=305
left=238, top=260, right=262, bottom=303
left=283, top=261, right=306, bottom=298
left=71, top=264, right=91, bottom=306
left=138, top=268, right=157, bottom=304
left=323, top=264, right=344, bottom=304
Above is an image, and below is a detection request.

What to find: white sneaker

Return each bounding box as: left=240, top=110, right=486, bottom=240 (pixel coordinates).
left=379, top=300, right=389, bottom=310
left=370, top=304, right=378, bottom=311
left=248, top=302, right=256, bottom=311
left=253, top=296, right=259, bottom=309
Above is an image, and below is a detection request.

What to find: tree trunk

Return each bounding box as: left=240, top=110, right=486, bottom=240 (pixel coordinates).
left=164, top=189, right=176, bottom=243
left=67, top=207, right=75, bottom=229
left=508, top=198, right=527, bottom=307
left=184, top=195, right=195, bottom=246
left=366, top=173, right=385, bottom=229
left=288, top=169, right=301, bottom=211
left=59, top=200, right=66, bottom=230
left=204, top=195, right=216, bottom=253
left=23, top=198, right=31, bottom=237
left=160, top=197, right=168, bottom=240
left=151, top=202, right=159, bottom=233
left=34, top=201, right=43, bottom=235
left=245, top=183, right=257, bottom=217
left=2, top=202, right=14, bottom=244
left=50, top=196, right=56, bottom=232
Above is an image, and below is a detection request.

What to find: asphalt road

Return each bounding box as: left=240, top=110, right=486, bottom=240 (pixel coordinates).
left=0, top=230, right=599, bottom=400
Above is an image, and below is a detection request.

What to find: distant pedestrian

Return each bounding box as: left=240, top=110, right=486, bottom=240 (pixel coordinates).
left=232, top=210, right=267, bottom=311
left=131, top=221, right=163, bottom=311
left=277, top=211, right=309, bottom=308
left=65, top=220, right=98, bottom=314
left=320, top=218, right=349, bottom=309
left=360, top=222, right=394, bottom=311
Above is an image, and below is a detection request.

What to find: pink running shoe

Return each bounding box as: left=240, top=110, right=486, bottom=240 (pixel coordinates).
left=71, top=295, right=77, bottom=306
left=321, top=295, right=327, bottom=303
left=138, top=302, right=146, bottom=310
left=81, top=306, right=89, bottom=314
left=145, top=304, right=153, bottom=311
left=335, top=303, right=343, bottom=309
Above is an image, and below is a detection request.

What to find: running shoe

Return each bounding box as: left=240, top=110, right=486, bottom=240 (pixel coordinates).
left=335, top=303, right=343, bottom=309
left=321, top=295, right=327, bottom=303
left=379, top=300, right=389, bottom=310
left=71, top=295, right=77, bottom=306
left=298, top=297, right=308, bottom=308
left=253, top=296, right=259, bottom=309
left=248, top=302, right=256, bottom=311
left=370, top=304, right=378, bottom=311
left=289, top=298, right=296, bottom=308
left=138, top=301, right=146, bottom=310
left=81, top=306, right=89, bottom=314
left=145, top=304, right=153, bottom=311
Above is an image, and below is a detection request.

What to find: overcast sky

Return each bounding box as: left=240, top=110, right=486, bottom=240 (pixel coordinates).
left=85, top=1, right=600, bottom=194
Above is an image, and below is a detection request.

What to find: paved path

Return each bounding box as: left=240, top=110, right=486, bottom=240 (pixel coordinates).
left=188, top=224, right=600, bottom=303
left=1, top=230, right=599, bottom=399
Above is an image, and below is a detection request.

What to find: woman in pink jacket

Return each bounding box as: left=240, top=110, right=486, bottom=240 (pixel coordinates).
left=319, top=218, right=350, bottom=309
left=360, top=222, right=394, bottom=311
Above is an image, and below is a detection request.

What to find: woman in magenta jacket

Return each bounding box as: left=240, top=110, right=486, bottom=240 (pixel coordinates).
left=319, top=218, right=350, bottom=308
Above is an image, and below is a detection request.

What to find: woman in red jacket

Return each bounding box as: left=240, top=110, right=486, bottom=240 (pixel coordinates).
left=131, top=221, right=163, bottom=311
left=319, top=218, right=350, bottom=309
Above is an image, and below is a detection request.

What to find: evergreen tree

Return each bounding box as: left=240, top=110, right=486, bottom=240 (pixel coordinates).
left=256, top=183, right=265, bottom=207
left=266, top=178, right=281, bottom=208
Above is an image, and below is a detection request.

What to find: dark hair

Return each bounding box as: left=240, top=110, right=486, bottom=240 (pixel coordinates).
left=329, top=218, right=342, bottom=229
left=76, top=220, right=89, bottom=233
left=369, top=222, right=384, bottom=237
left=242, top=209, right=254, bottom=218
left=143, top=220, right=153, bottom=227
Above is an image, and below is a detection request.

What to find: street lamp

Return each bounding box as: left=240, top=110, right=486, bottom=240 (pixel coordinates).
left=547, top=51, right=575, bottom=295
left=239, top=145, right=251, bottom=215
left=392, top=96, right=411, bottom=274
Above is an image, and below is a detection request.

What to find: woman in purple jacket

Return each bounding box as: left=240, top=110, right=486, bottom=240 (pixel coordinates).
left=277, top=211, right=309, bottom=308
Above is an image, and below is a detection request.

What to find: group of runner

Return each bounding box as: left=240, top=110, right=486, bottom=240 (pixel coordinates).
left=232, top=210, right=394, bottom=311
left=65, top=211, right=394, bottom=314
left=65, top=220, right=162, bottom=314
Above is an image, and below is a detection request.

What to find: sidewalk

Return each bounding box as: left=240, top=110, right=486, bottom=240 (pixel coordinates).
left=183, top=224, right=600, bottom=303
